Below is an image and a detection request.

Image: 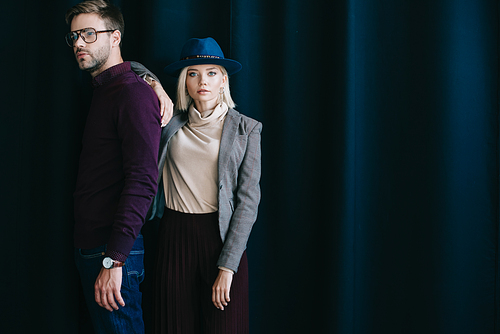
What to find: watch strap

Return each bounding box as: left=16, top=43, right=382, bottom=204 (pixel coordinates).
left=112, top=260, right=125, bottom=268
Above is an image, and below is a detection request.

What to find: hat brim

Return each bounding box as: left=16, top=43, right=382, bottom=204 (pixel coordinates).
left=164, top=58, right=242, bottom=76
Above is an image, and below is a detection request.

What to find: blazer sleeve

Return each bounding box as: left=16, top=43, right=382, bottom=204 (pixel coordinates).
left=217, top=120, right=262, bottom=272
left=130, top=61, right=161, bottom=84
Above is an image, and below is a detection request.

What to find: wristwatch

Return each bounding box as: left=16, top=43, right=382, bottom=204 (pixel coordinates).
left=102, top=257, right=125, bottom=269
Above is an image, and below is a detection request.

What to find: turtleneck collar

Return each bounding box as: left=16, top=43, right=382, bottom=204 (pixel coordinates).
left=91, top=62, right=130, bottom=88
left=188, top=102, right=228, bottom=128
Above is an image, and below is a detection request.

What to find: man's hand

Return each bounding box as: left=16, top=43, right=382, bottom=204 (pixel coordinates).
left=150, top=80, right=173, bottom=127
left=212, top=270, right=234, bottom=311
left=95, top=267, right=124, bottom=312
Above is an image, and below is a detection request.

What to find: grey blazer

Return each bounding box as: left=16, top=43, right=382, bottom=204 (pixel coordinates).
left=148, top=108, right=262, bottom=272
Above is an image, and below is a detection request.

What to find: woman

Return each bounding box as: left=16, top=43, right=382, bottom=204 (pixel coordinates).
left=149, top=37, right=262, bottom=334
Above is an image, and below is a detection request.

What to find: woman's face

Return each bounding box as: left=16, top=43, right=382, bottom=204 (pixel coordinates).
left=185, top=64, right=227, bottom=111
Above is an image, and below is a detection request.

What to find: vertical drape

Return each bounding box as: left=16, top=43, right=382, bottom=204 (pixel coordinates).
left=1, top=0, right=498, bottom=333
left=350, top=1, right=498, bottom=333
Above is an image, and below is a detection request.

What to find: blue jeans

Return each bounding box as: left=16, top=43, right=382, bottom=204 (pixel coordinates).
left=75, top=235, right=145, bottom=334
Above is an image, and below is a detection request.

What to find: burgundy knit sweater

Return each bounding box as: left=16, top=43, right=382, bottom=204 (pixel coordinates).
left=73, top=62, right=161, bottom=261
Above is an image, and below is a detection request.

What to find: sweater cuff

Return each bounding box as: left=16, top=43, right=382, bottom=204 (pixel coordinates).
left=105, top=250, right=127, bottom=263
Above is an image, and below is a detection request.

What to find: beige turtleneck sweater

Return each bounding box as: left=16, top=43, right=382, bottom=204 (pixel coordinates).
left=162, top=103, right=228, bottom=214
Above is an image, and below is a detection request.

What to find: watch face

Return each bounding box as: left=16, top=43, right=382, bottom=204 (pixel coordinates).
left=102, top=257, right=113, bottom=269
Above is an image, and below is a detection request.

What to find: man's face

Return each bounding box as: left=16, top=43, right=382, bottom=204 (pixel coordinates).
left=70, top=13, right=112, bottom=76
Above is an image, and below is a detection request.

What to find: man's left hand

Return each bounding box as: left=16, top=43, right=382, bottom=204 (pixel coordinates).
left=94, top=267, right=124, bottom=312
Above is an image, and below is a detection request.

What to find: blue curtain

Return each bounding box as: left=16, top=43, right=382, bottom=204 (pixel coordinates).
left=1, top=0, right=498, bottom=333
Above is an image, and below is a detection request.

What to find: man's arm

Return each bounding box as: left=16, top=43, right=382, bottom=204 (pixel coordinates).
left=95, top=80, right=162, bottom=311
left=107, top=81, right=161, bottom=259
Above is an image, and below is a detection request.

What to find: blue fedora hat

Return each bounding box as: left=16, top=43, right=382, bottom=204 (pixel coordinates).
left=164, top=37, right=242, bottom=76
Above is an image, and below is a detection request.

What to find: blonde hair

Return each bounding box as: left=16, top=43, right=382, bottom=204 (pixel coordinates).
left=176, top=66, right=236, bottom=111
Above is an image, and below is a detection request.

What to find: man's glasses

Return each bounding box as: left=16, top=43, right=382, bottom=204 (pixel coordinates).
left=65, top=27, right=115, bottom=47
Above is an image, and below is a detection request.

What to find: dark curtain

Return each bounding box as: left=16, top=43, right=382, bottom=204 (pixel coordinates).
left=1, top=0, right=498, bottom=333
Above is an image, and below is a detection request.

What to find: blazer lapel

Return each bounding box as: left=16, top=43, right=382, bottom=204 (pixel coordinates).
left=218, top=109, right=239, bottom=182
left=161, top=113, right=187, bottom=148
left=157, top=112, right=188, bottom=182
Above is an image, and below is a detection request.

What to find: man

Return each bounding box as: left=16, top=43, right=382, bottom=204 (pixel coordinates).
left=65, top=1, right=162, bottom=332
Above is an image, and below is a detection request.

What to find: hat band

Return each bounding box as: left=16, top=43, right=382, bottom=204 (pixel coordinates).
left=181, top=55, right=222, bottom=60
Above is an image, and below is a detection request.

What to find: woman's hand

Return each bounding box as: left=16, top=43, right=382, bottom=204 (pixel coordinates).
left=212, top=269, right=234, bottom=310
left=150, top=80, right=173, bottom=127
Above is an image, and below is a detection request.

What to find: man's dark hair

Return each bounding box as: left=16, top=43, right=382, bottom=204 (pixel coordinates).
left=65, top=0, right=125, bottom=46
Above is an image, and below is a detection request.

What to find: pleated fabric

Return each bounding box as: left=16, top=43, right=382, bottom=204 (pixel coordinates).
left=153, top=208, right=249, bottom=334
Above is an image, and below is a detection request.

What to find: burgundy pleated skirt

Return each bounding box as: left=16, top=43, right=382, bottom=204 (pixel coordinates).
left=153, top=208, right=249, bottom=334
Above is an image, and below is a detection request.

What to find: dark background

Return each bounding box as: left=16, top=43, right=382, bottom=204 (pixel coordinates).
left=1, top=0, right=499, bottom=333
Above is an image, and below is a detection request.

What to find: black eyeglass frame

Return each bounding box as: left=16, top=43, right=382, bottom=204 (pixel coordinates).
left=65, top=27, right=116, bottom=47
